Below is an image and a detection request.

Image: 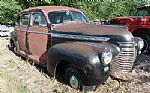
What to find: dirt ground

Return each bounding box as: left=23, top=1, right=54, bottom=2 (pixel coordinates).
left=0, top=37, right=150, bottom=93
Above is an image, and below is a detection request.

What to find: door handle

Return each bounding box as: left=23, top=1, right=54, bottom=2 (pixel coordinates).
left=26, top=31, right=30, bottom=35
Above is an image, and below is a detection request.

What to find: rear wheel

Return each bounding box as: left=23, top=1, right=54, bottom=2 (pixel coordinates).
left=65, top=65, right=83, bottom=90
left=9, top=41, right=17, bottom=53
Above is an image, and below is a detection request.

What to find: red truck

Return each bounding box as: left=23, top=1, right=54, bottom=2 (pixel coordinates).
left=110, top=5, right=150, bottom=54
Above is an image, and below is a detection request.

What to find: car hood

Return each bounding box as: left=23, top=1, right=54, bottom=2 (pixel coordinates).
left=113, top=16, right=150, bottom=21
left=112, top=16, right=150, bottom=26
left=55, top=23, right=131, bottom=35
left=54, top=23, right=133, bottom=42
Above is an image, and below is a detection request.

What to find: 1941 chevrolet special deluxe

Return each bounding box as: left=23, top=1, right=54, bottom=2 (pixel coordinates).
left=9, top=6, right=144, bottom=90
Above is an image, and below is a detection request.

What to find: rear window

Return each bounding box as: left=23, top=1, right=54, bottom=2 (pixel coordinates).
left=20, top=14, right=30, bottom=26
left=136, top=8, right=150, bottom=16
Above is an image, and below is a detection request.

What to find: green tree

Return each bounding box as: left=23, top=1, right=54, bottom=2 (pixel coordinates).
left=0, top=0, right=149, bottom=24
left=0, top=0, right=22, bottom=24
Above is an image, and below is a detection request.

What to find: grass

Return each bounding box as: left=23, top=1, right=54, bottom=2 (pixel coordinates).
left=1, top=58, right=149, bottom=93
left=0, top=67, right=28, bottom=93
left=0, top=38, right=150, bottom=93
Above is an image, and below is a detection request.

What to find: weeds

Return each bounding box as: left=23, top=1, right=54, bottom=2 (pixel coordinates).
left=0, top=38, right=150, bottom=93
left=0, top=68, right=28, bottom=93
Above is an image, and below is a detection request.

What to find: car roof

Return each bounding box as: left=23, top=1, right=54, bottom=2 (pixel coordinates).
left=21, top=6, right=82, bottom=24
left=22, top=6, right=81, bottom=14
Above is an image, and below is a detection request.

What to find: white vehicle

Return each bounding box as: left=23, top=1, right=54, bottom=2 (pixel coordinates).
left=0, top=25, right=14, bottom=37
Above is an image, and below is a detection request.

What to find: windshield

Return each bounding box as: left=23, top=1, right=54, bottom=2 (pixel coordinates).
left=48, top=10, right=88, bottom=24
left=136, top=8, right=150, bottom=16
left=71, top=11, right=88, bottom=23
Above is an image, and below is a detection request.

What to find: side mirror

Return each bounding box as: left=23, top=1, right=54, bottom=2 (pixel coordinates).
left=47, top=23, right=55, bottom=30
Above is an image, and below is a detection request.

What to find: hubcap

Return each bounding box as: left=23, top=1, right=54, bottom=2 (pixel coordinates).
left=69, top=75, right=79, bottom=89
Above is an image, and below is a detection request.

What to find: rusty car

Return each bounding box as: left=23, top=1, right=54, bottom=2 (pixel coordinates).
left=9, top=6, right=144, bottom=90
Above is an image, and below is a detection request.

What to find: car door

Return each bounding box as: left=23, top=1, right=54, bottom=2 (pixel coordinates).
left=16, top=12, right=30, bottom=55
left=27, top=12, right=48, bottom=65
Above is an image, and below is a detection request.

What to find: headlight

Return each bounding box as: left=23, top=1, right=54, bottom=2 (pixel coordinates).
left=137, top=38, right=144, bottom=50
left=119, top=19, right=126, bottom=24
left=101, top=50, right=112, bottom=65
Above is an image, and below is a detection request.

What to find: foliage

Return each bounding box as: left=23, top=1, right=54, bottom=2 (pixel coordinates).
left=44, top=0, right=149, bottom=20
left=0, top=0, right=22, bottom=24
left=17, top=0, right=53, bottom=9
left=0, top=0, right=149, bottom=24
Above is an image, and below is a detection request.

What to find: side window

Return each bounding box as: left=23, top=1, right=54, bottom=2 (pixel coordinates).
left=20, top=14, right=30, bottom=26
left=48, top=11, right=73, bottom=24
left=31, top=13, right=47, bottom=26
left=71, top=11, right=88, bottom=23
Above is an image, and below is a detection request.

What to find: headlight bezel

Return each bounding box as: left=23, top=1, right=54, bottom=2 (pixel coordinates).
left=101, top=50, right=112, bottom=65
left=134, top=37, right=144, bottom=50
left=137, top=38, right=144, bottom=50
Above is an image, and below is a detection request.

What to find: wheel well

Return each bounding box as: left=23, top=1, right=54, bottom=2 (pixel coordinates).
left=55, top=60, right=70, bottom=80
left=133, top=29, right=150, bottom=54
left=132, top=29, right=150, bottom=36
left=9, top=39, right=15, bottom=48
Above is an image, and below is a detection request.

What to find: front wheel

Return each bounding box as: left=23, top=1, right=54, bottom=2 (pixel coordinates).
left=65, top=65, right=83, bottom=90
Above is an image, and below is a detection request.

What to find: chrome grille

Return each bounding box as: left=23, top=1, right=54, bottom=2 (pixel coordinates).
left=111, top=42, right=137, bottom=73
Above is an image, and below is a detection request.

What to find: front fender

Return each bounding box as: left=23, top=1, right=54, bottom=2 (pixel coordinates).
left=47, top=42, right=118, bottom=85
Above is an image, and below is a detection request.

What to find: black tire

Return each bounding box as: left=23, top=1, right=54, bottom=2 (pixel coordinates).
left=9, top=41, right=17, bottom=53
left=141, top=36, right=150, bottom=54
left=65, top=65, right=83, bottom=90
left=133, top=31, right=150, bottom=54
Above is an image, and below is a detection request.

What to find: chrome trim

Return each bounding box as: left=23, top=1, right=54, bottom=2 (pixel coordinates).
left=27, top=30, right=49, bottom=35
left=22, top=30, right=28, bottom=32
left=87, top=44, right=103, bottom=48
left=121, top=48, right=135, bottom=51
left=51, top=33, right=110, bottom=41
left=111, top=41, right=137, bottom=74
left=19, top=30, right=110, bottom=42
